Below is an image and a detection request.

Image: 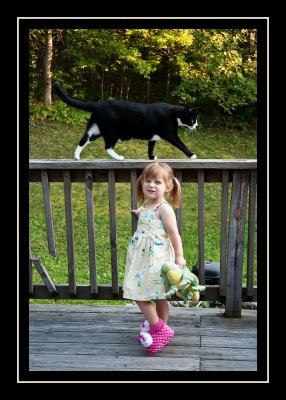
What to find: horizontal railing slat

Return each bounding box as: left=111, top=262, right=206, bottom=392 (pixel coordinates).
left=30, top=284, right=257, bottom=302
left=29, top=159, right=257, bottom=170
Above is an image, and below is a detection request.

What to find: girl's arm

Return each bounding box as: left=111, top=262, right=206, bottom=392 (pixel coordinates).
left=131, top=208, right=141, bottom=217
left=158, top=204, right=186, bottom=268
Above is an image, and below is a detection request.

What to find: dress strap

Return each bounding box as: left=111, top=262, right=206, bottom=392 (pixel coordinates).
left=153, top=201, right=171, bottom=211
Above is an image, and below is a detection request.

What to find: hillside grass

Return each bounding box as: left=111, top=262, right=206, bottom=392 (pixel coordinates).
left=29, top=118, right=257, bottom=305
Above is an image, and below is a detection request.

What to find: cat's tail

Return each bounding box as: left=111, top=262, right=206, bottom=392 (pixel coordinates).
left=53, top=82, right=96, bottom=112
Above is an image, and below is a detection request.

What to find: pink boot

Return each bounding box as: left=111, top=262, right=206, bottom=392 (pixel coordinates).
left=146, top=319, right=174, bottom=354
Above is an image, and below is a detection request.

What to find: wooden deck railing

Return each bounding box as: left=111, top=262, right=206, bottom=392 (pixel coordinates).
left=29, top=159, right=257, bottom=317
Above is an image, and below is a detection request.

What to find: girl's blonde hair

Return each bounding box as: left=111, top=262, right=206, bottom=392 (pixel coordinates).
left=136, top=162, right=181, bottom=208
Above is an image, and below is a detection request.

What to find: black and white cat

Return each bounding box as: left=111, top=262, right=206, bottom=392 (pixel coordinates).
left=53, top=81, right=198, bottom=161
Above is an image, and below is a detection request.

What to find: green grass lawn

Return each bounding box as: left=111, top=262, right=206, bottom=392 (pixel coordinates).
left=29, top=120, right=256, bottom=160
left=29, top=119, right=257, bottom=305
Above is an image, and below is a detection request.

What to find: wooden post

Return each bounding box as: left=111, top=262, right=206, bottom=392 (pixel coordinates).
left=198, top=170, right=205, bottom=284
left=247, top=170, right=257, bottom=297
left=220, top=170, right=229, bottom=296
left=41, top=170, right=56, bottom=256
left=130, top=170, right=138, bottom=235
left=29, top=233, right=33, bottom=295
left=63, top=170, right=76, bottom=295
left=174, top=170, right=183, bottom=238
left=30, top=256, right=58, bottom=294
left=225, top=171, right=249, bottom=317
left=85, top=170, right=98, bottom=294
left=108, top=170, right=119, bottom=294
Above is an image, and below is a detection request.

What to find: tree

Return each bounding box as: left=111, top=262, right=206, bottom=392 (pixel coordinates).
left=43, top=29, right=53, bottom=106
left=29, top=29, right=257, bottom=122
left=173, top=29, right=257, bottom=113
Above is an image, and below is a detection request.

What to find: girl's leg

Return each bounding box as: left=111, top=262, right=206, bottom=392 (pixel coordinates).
left=155, top=299, right=169, bottom=324
left=136, top=301, right=159, bottom=325
left=137, top=300, right=174, bottom=354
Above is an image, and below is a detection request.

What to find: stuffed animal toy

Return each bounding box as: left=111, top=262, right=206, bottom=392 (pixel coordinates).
left=161, top=261, right=206, bottom=303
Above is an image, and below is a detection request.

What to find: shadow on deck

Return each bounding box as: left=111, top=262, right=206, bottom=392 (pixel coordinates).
left=29, top=303, right=257, bottom=375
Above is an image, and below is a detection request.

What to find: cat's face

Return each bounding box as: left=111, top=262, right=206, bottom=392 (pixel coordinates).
left=177, top=108, right=199, bottom=131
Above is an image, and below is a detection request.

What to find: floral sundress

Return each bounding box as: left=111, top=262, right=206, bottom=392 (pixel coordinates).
left=123, top=201, right=175, bottom=301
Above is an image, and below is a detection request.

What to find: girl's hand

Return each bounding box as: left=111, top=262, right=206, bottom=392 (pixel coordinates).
left=175, top=256, right=187, bottom=269
left=131, top=208, right=141, bottom=217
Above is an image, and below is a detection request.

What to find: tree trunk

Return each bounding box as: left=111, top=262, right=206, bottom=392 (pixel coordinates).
left=166, top=69, right=170, bottom=99
left=43, top=29, right=53, bottom=106
left=146, top=79, right=150, bottom=103
left=110, top=83, right=114, bottom=98
left=126, top=78, right=130, bottom=100
left=101, top=71, right=104, bottom=102
left=120, top=74, right=124, bottom=100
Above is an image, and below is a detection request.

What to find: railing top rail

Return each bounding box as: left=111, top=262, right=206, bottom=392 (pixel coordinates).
left=29, top=159, right=257, bottom=170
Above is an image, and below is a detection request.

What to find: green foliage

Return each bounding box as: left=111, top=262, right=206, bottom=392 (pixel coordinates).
left=173, top=30, right=257, bottom=113
left=29, top=100, right=88, bottom=125
left=29, top=28, right=257, bottom=123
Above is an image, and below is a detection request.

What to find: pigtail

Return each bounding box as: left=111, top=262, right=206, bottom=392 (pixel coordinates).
left=167, top=176, right=181, bottom=208
left=136, top=175, right=144, bottom=206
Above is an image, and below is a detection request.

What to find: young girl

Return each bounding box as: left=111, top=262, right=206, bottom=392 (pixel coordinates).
left=123, top=162, right=186, bottom=354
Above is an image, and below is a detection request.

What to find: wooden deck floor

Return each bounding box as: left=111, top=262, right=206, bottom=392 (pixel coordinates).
left=29, top=303, right=257, bottom=374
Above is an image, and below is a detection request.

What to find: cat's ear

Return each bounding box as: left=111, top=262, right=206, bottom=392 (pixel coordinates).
left=190, top=107, right=200, bottom=115
left=182, top=104, right=191, bottom=113
left=183, top=105, right=199, bottom=112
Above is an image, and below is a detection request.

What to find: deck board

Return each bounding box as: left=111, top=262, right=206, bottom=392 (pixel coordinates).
left=29, top=304, right=257, bottom=372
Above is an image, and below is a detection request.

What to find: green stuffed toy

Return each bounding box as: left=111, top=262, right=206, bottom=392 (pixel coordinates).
left=161, top=261, right=206, bottom=303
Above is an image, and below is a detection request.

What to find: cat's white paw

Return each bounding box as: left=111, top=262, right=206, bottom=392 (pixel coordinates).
left=190, top=154, right=197, bottom=159
left=74, top=155, right=80, bottom=160
left=106, top=148, right=124, bottom=160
